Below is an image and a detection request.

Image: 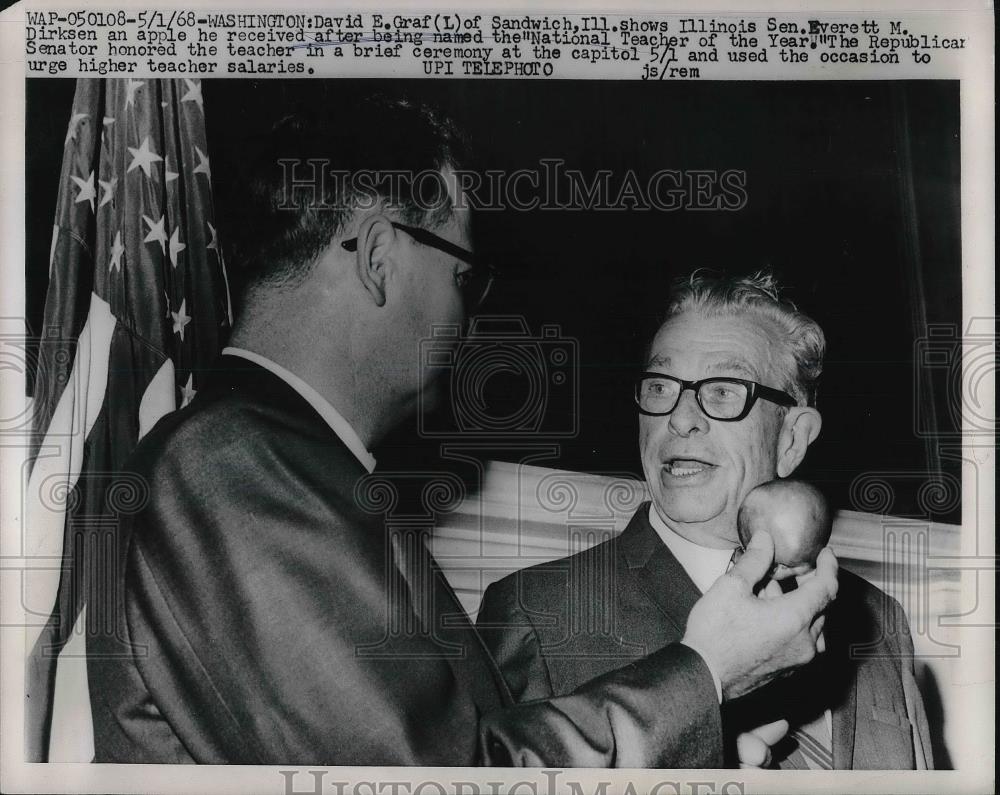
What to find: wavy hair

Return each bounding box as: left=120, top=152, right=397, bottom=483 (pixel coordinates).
left=659, top=269, right=826, bottom=407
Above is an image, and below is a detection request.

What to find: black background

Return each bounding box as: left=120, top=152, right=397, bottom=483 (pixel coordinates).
left=26, top=79, right=962, bottom=521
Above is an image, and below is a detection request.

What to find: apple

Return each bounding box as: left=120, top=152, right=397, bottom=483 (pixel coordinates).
left=737, top=479, right=832, bottom=578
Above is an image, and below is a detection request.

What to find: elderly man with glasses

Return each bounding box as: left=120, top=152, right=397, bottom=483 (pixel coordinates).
left=89, top=99, right=839, bottom=768
left=479, top=270, right=933, bottom=770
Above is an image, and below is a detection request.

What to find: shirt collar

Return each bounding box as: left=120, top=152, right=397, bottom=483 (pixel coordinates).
left=222, top=347, right=377, bottom=473
left=647, top=504, right=736, bottom=594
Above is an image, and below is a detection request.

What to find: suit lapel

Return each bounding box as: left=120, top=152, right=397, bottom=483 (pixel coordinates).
left=831, top=673, right=858, bottom=769
left=390, top=530, right=511, bottom=714
left=618, top=505, right=702, bottom=635
left=825, top=586, right=859, bottom=769
left=426, top=542, right=514, bottom=711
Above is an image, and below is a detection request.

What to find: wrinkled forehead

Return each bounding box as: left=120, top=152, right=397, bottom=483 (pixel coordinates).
left=647, top=308, right=788, bottom=383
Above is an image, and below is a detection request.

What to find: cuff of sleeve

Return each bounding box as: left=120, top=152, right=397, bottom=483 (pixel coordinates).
left=680, top=641, right=723, bottom=703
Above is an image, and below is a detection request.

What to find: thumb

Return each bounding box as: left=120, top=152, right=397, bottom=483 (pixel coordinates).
left=736, top=719, right=788, bottom=768
left=729, top=529, right=775, bottom=591
left=752, top=717, right=790, bottom=746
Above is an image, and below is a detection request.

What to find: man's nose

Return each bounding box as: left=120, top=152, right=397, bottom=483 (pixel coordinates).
left=668, top=388, right=709, bottom=437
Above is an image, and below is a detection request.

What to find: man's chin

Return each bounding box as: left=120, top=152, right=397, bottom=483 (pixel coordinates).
left=653, top=492, right=727, bottom=527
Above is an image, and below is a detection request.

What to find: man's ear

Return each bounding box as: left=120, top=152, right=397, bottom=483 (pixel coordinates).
left=775, top=407, right=822, bottom=478
left=354, top=214, right=398, bottom=307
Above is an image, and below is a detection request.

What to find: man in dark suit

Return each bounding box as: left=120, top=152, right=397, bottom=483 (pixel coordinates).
left=478, top=271, right=932, bottom=769
left=87, top=99, right=838, bottom=766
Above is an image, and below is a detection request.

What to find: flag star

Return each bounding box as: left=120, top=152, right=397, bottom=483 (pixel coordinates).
left=163, top=155, right=179, bottom=184
left=206, top=221, right=218, bottom=251
left=180, top=373, right=197, bottom=407
left=143, top=214, right=168, bottom=254
left=127, top=136, right=163, bottom=178
left=70, top=170, right=96, bottom=212
left=108, top=231, right=125, bottom=273
left=192, top=146, right=211, bottom=180
left=181, top=79, right=204, bottom=112
left=64, top=113, right=88, bottom=146
left=168, top=227, right=186, bottom=268
left=98, top=176, right=117, bottom=209
left=171, top=299, right=192, bottom=341
left=125, top=79, right=145, bottom=108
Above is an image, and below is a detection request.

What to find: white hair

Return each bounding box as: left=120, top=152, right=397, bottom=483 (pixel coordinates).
left=660, top=269, right=826, bottom=407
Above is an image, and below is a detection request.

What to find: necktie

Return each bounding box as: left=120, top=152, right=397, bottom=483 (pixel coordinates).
left=790, top=713, right=834, bottom=769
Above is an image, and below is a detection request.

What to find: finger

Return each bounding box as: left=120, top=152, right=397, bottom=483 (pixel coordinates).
left=736, top=732, right=770, bottom=767
left=752, top=718, right=790, bottom=746
left=762, top=578, right=783, bottom=599
left=809, top=613, right=826, bottom=655
left=795, top=567, right=816, bottom=585
left=815, top=547, right=840, bottom=599
left=729, top=530, right=775, bottom=591
left=783, top=550, right=838, bottom=619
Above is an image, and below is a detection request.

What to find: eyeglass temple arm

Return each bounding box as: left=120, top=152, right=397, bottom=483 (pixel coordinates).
left=753, top=383, right=798, bottom=407
left=339, top=224, right=485, bottom=271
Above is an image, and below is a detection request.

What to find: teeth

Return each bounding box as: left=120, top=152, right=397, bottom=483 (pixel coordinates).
left=669, top=464, right=705, bottom=477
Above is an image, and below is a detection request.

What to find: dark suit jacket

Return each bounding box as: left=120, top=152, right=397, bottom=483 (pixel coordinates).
left=477, top=505, right=933, bottom=770
left=87, top=358, right=723, bottom=766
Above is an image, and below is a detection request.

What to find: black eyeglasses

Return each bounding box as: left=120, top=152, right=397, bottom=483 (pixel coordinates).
left=341, top=222, right=496, bottom=310
left=635, top=373, right=797, bottom=422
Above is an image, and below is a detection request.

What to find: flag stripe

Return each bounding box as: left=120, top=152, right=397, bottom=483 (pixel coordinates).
left=47, top=607, right=94, bottom=762
left=138, top=359, right=177, bottom=439
left=25, top=294, right=115, bottom=634
left=25, top=293, right=115, bottom=761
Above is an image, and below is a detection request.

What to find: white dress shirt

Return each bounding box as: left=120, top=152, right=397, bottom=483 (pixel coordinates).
left=222, top=347, right=377, bottom=473
left=647, top=504, right=736, bottom=594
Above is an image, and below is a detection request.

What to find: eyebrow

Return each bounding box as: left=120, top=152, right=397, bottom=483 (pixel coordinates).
left=707, top=358, right=759, bottom=380
left=645, top=354, right=759, bottom=381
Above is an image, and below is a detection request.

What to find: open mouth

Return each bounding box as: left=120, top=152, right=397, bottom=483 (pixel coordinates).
left=663, top=457, right=715, bottom=478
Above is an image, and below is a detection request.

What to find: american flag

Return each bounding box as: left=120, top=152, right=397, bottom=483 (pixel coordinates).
left=25, top=78, right=231, bottom=761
